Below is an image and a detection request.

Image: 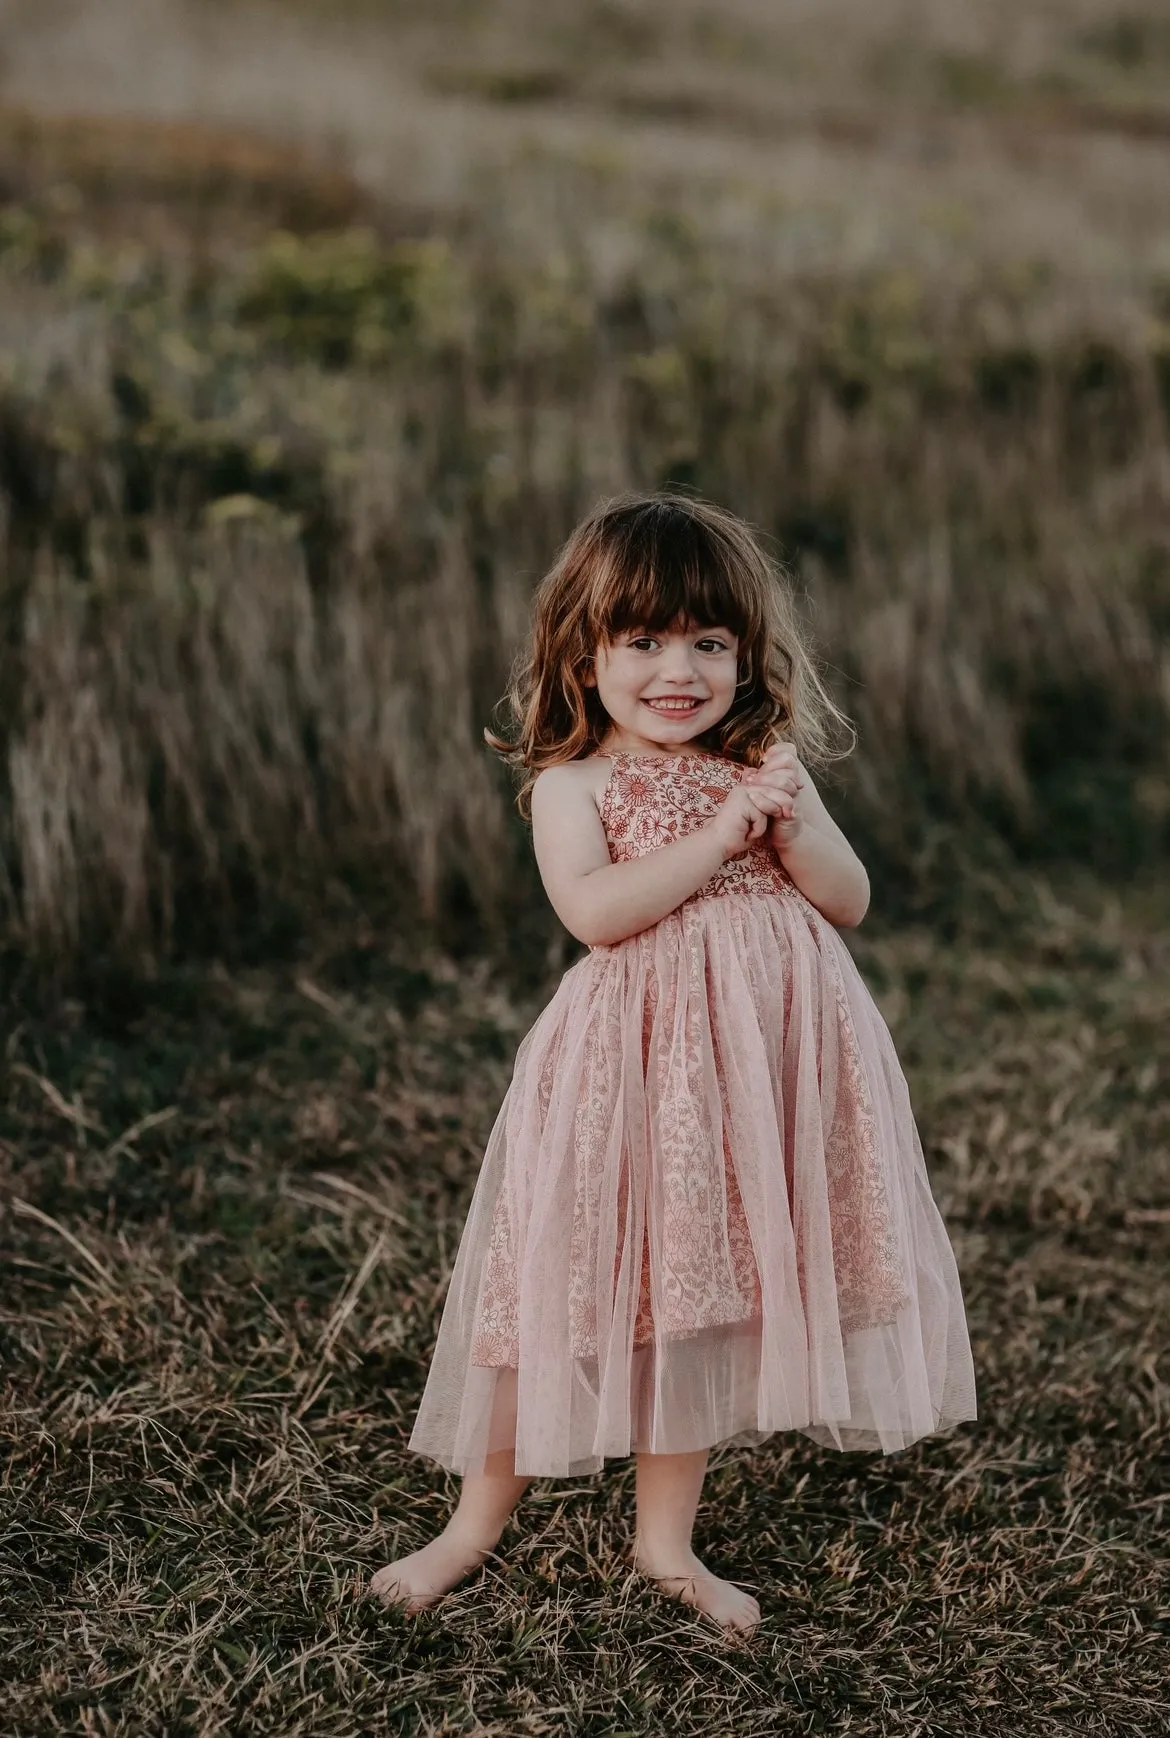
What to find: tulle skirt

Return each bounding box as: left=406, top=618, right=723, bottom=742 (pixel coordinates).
left=408, top=888, right=977, bottom=1478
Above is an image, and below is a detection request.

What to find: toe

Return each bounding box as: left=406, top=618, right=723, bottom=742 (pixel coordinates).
left=369, top=1564, right=412, bottom=1605
left=729, top=1594, right=761, bottom=1633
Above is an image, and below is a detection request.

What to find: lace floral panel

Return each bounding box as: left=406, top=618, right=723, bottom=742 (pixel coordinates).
left=598, top=752, right=801, bottom=908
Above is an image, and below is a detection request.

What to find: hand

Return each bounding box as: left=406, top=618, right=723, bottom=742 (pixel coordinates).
left=709, top=756, right=803, bottom=861
left=742, top=742, right=805, bottom=851
left=708, top=784, right=771, bottom=860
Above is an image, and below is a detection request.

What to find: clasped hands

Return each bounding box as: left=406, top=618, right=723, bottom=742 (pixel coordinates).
left=743, top=742, right=805, bottom=848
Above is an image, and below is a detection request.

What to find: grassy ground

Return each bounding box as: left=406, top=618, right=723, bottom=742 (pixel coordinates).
left=2, top=874, right=1167, bottom=1735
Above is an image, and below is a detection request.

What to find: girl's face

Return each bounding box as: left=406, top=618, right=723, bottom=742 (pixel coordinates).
left=586, top=617, right=740, bottom=753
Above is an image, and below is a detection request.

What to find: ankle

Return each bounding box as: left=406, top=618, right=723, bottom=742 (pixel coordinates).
left=633, top=1528, right=696, bottom=1567
left=443, top=1513, right=506, bottom=1556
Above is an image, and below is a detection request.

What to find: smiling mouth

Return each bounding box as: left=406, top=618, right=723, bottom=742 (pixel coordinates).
left=643, top=697, right=704, bottom=713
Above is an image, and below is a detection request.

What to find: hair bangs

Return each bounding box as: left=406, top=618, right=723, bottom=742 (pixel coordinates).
left=592, top=505, right=757, bottom=643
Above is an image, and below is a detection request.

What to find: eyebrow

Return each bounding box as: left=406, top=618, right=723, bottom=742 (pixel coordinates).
left=626, top=624, right=737, bottom=637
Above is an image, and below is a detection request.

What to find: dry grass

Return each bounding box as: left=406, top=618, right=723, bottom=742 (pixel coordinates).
left=0, top=104, right=374, bottom=253
left=0, top=159, right=1168, bottom=978
left=1, top=884, right=1167, bottom=1735
left=0, top=6, right=1167, bottom=988
left=7, top=0, right=1170, bottom=288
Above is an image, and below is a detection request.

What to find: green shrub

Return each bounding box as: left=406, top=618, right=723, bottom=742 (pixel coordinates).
left=236, top=229, right=454, bottom=366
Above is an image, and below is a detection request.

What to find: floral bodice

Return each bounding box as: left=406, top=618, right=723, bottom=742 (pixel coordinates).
left=597, top=749, right=798, bottom=906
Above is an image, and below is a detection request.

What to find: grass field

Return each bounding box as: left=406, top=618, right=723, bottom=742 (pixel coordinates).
left=1, top=1, right=1169, bottom=1732
left=2, top=883, right=1168, bottom=1733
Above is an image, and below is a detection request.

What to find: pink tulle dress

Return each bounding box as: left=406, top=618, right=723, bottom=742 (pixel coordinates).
left=408, top=749, right=977, bottom=1478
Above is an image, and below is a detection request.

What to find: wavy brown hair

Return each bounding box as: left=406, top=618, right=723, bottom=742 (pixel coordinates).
left=485, top=491, right=854, bottom=816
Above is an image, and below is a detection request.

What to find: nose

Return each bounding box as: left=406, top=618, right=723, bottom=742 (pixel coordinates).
left=659, top=641, right=700, bottom=682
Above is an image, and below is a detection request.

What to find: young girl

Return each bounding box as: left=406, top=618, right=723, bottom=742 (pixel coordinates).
left=371, top=492, right=977, bottom=1633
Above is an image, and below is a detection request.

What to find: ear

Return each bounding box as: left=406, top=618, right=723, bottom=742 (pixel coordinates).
left=582, top=654, right=597, bottom=690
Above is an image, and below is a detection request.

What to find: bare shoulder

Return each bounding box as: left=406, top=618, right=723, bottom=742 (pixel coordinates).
left=530, top=756, right=614, bottom=888
left=531, top=756, right=612, bottom=817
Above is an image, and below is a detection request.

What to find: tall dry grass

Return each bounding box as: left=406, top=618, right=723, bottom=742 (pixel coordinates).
left=0, top=0, right=1169, bottom=987
left=1, top=207, right=1168, bottom=986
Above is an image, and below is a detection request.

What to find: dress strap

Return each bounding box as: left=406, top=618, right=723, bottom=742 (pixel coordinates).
left=600, top=749, right=719, bottom=769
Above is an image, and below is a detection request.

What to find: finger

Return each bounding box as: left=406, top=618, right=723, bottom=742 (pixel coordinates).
left=750, top=779, right=795, bottom=806
left=766, top=758, right=803, bottom=789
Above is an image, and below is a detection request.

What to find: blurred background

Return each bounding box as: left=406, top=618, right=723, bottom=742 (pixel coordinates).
left=1, top=11, right=1168, bottom=1732
left=1, top=0, right=1168, bottom=986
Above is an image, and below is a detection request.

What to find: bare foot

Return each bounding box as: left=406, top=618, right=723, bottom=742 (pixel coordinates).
left=368, top=1527, right=493, bottom=1614
left=633, top=1543, right=761, bottom=1635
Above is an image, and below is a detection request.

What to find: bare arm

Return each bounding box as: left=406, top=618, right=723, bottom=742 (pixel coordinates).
left=530, top=763, right=783, bottom=948
left=774, top=812, right=870, bottom=929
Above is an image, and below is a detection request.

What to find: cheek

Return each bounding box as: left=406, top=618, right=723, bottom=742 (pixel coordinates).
left=601, top=653, right=638, bottom=688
